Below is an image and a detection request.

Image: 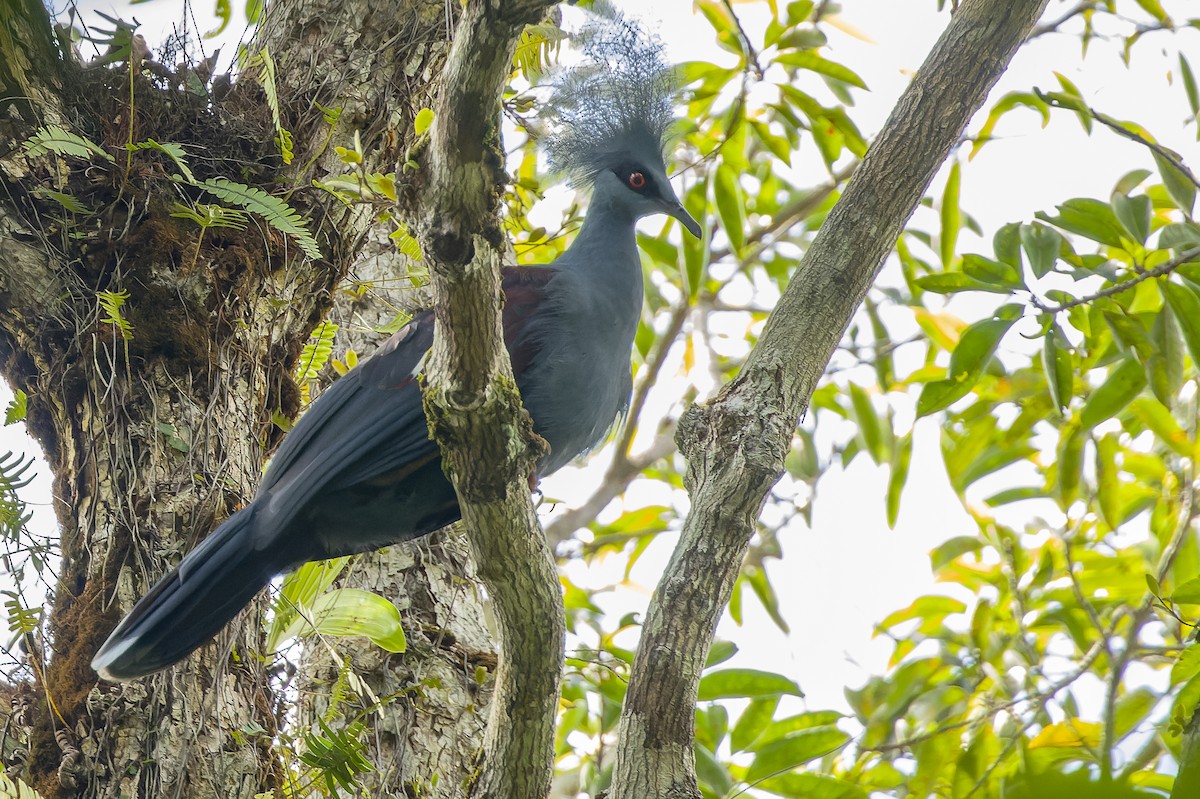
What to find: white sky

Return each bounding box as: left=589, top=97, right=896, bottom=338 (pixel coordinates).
left=15, top=0, right=1200, bottom=731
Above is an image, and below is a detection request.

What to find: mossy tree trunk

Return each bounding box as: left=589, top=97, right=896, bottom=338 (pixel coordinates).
left=0, top=0, right=496, bottom=797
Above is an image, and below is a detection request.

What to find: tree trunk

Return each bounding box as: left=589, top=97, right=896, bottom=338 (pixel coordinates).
left=0, top=0, right=502, bottom=796
left=608, top=0, right=1051, bottom=796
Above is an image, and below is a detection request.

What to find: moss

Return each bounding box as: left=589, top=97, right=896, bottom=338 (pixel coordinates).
left=29, top=571, right=122, bottom=799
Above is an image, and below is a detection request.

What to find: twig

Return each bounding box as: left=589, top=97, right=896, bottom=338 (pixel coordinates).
left=1030, top=245, right=1200, bottom=314
left=1040, top=94, right=1200, bottom=190
left=863, top=637, right=1108, bottom=755
left=720, top=0, right=763, bottom=80
left=1028, top=1, right=1097, bottom=39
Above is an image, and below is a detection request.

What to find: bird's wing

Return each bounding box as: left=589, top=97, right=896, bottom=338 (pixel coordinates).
left=501, top=265, right=558, bottom=377
left=252, top=266, right=558, bottom=543
left=252, top=312, right=437, bottom=544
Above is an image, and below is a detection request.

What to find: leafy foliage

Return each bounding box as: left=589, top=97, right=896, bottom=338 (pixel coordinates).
left=22, top=126, right=113, bottom=162
left=96, top=289, right=134, bottom=340
left=200, top=178, right=321, bottom=259
left=0, top=452, right=34, bottom=544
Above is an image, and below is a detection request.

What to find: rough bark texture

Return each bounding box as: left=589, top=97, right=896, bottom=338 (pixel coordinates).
left=0, top=0, right=503, bottom=796
left=416, top=2, right=563, bottom=797
left=607, top=1, right=1052, bottom=797
left=294, top=230, right=495, bottom=799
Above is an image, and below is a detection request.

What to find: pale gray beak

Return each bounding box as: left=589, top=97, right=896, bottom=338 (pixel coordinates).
left=668, top=201, right=702, bottom=238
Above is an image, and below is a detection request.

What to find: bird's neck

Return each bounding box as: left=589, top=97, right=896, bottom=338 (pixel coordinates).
left=565, top=186, right=640, bottom=271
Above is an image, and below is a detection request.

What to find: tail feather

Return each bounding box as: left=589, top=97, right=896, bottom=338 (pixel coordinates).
left=92, top=505, right=281, bottom=681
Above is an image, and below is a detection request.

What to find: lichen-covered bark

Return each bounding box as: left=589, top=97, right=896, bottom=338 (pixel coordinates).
left=0, top=0, right=478, bottom=796
left=292, top=228, right=497, bottom=799
left=607, top=1, right=1052, bottom=797
left=417, top=1, right=563, bottom=797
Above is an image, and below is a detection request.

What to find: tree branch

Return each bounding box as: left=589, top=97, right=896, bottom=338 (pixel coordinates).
left=417, top=1, right=560, bottom=797
left=607, top=1, right=1051, bottom=796
left=1030, top=245, right=1200, bottom=314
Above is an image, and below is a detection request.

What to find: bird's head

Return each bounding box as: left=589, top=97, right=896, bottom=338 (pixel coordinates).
left=540, top=4, right=702, bottom=239
left=600, top=160, right=700, bottom=237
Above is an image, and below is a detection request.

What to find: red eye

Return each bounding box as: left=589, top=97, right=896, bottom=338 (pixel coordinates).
left=628, top=171, right=646, bottom=190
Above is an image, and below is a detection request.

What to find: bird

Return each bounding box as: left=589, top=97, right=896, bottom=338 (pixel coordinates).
left=91, top=6, right=701, bottom=681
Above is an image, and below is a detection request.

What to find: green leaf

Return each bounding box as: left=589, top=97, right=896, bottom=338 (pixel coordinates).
left=961, top=254, right=1022, bottom=289
left=694, top=743, right=734, bottom=798
left=848, top=383, right=886, bottom=464
left=1181, top=54, right=1200, bottom=126
left=30, top=188, right=93, bottom=214
left=746, top=728, right=850, bottom=782
left=1172, top=644, right=1200, bottom=685
left=731, top=697, right=779, bottom=753
left=266, top=557, right=350, bottom=652
left=970, top=91, right=1049, bottom=157
left=879, top=595, right=966, bottom=631
left=682, top=180, right=710, bottom=301
left=23, top=125, right=115, bottom=162
left=1042, top=323, right=1073, bottom=413
left=912, top=272, right=1008, bottom=295
left=916, top=310, right=1020, bottom=417
left=1161, top=279, right=1200, bottom=367
left=714, top=163, right=746, bottom=253
left=1095, top=433, right=1121, bottom=529
left=275, top=588, right=407, bottom=652
left=1171, top=578, right=1200, bottom=605
left=697, top=669, right=803, bottom=700
left=774, top=50, right=866, bottom=89
left=705, top=640, right=738, bottom=668
left=1153, top=151, right=1196, bottom=216
left=201, top=178, right=322, bottom=260
left=886, top=432, right=912, bottom=529
left=1113, top=688, right=1158, bottom=743
left=413, top=108, right=434, bottom=136
left=992, top=222, right=1023, bottom=270
left=1078, top=356, right=1146, bottom=429
left=1037, top=198, right=1128, bottom=249
left=1158, top=221, right=1200, bottom=252
left=1021, top=222, right=1063, bottom=278
left=930, top=536, right=983, bottom=571
left=1111, top=193, right=1151, bottom=244
left=4, top=390, right=27, bottom=426
left=1056, top=421, right=1085, bottom=508
left=940, top=161, right=961, bottom=268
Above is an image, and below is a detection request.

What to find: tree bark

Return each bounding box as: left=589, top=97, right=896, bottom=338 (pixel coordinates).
left=0, top=0, right=501, bottom=796
left=607, top=1, right=1051, bottom=797
left=416, top=1, right=564, bottom=796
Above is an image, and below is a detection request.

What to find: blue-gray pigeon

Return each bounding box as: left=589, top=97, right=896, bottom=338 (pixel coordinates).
left=92, top=7, right=701, bottom=681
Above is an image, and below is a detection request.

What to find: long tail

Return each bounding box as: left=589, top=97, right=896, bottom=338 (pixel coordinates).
left=92, top=505, right=282, bottom=681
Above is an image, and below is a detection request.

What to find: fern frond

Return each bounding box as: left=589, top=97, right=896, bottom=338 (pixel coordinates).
left=23, top=126, right=114, bottom=163
left=97, top=289, right=135, bottom=340
left=0, top=770, right=48, bottom=799
left=513, top=23, right=566, bottom=79
left=128, top=139, right=197, bottom=183
left=0, top=452, right=35, bottom=542
left=30, top=188, right=93, bottom=214
left=200, top=178, right=322, bottom=259
left=250, top=47, right=294, bottom=165
left=4, top=593, right=41, bottom=639
left=388, top=223, right=424, bottom=261
left=170, top=202, right=248, bottom=231
left=5, top=390, right=27, bottom=426
left=296, top=320, right=338, bottom=384
left=300, top=719, right=374, bottom=794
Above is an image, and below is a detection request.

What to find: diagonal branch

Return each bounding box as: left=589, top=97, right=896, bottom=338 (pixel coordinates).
left=607, top=1, right=1052, bottom=797
left=416, top=1, right=560, bottom=797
